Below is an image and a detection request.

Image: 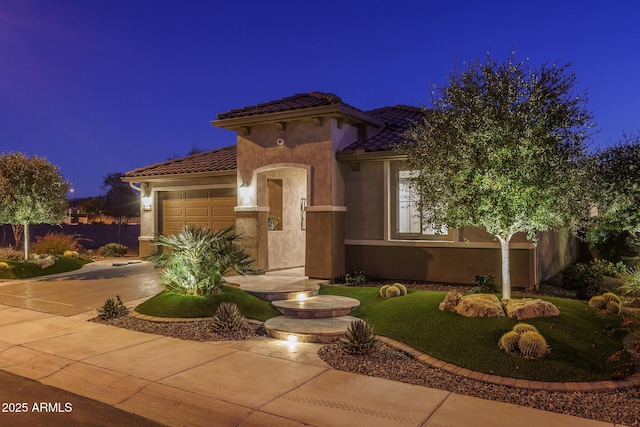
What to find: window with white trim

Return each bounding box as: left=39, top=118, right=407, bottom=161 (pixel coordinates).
left=392, top=165, right=450, bottom=240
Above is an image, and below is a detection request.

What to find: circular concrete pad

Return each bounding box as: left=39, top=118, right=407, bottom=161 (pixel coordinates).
left=265, top=315, right=359, bottom=343
left=237, top=280, right=320, bottom=301
left=272, top=295, right=360, bottom=319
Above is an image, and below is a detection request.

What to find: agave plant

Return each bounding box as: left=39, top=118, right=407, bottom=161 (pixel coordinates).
left=340, top=319, right=379, bottom=354
left=146, top=225, right=255, bottom=295
left=619, top=267, right=640, bottom=296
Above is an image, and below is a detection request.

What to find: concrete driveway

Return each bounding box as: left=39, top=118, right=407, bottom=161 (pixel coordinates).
left=0, top=261, right=164, bottom=316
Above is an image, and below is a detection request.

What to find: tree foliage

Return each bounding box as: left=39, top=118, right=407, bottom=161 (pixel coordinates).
left=398, top=52, right=594, bottom=298
left=0, top=152, right=69, bottom=258
left=586, top=132, right=640, bottom=261
left=101, top=172, right=139, bottom=223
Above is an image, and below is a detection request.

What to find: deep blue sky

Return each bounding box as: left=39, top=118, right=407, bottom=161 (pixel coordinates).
left=1, top=0, right=639, bottom=198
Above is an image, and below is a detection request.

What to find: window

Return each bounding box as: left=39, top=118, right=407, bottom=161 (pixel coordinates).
left=392, top=164, right=450, bottom=240
left=267, top=179, right=283, bottom=231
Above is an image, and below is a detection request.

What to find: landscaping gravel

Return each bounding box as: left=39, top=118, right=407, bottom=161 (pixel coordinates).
left=92, top=314, right=640, bottom=426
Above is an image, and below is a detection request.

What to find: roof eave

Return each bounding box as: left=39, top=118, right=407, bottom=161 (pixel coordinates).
left=212, top=104, right=384, bottom=130
left=122, top=169, right=237, bottom=183
left=336, top=150, right=406, bottom=163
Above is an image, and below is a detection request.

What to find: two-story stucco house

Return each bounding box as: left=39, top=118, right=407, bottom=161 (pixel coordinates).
left=123, top=92, right=578, bottom=288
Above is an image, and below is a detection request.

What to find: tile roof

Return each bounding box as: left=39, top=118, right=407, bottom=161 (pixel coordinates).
left=125, top=145, right=236, bottom=178
left=217, top=92, right=345, bottom=119
left=339, top=105, right=425, bottom=152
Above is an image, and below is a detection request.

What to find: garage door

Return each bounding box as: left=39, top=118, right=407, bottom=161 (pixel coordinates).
left=158, top=188, right=236, bottom=236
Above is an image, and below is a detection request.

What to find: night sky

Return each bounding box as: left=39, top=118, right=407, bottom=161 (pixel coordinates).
left=1, top=0, right=639, bottom=198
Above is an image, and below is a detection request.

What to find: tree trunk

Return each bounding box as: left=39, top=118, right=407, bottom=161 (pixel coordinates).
left=23, top=222, right=29, bottom=260
left=11, top=224, right=23, bottom=251
left=497, top=234, right=513, bottom=300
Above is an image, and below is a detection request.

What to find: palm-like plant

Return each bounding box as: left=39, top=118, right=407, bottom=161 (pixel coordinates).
left=146, top=225, right=255, bottom=295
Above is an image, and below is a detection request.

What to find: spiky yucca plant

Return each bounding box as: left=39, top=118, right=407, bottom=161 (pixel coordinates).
left=146, top=225, right=255, bottom=295
left=212, top=302, right=245, bottom=332
left=340, top=319, right=379, bottom=354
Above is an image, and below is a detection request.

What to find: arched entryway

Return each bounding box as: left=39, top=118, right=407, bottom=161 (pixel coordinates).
left=255, top=165, right=309, bottom=271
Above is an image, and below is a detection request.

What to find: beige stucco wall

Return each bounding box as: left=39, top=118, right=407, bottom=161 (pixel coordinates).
left=345, top=244, right=534, bottom=287
left=536, top=228, right=579, bottom=282
left=344, top=161, right=385, bottom=240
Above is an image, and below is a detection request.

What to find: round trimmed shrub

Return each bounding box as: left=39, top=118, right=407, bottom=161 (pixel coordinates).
left=379, top=285, right=391, bottom=298
left=512, top=323, right=538, bottom=335
left=605, top=300, right=621, bottom=315
left=393, top=283, right=407, bottom=296
left=99, top=243, right=128, bottom=257
left=499, top=331, right=520, bottom=353
left=385, top=285, right=401, bottom=298
left=518, top=331, right=548, bottom=358
left=602, top=292, right=621, bottom=305
left=588, top=295, right=608, bottom=310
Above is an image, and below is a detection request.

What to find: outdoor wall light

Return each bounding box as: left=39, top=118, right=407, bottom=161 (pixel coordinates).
left=238, top=183, right=254, bottom=206
left=142, top=195, right=152, bottom=211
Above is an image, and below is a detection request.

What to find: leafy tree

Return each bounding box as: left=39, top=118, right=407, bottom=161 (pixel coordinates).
left=586, top=132, right=640, bottom=261
left=398, top=52, right=594, bottom=299
left=0, top=153, right=69, bottom=259
left=101, top=172, right=139, bottom=242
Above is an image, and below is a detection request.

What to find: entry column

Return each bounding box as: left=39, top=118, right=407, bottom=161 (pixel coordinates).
left=305, top=206, right=346, bottom=279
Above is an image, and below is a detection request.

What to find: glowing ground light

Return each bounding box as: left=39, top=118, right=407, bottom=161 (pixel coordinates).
left=287, top=334, right=298, bottom=342
left=296, top=293, right=307, bottom=301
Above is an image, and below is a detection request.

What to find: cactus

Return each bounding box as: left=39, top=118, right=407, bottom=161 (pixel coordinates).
left=499, top=331, right=520, bottom=353
left=379, top=285, right=391, bottom=298
left=340, top=319, right=379, bottom=354
left=63, top=250, right=79, bottom=258
left=97, top=295, right=129, bottom=319
left=605, top=300, right=621, bottom=315
left=512, top=323, right=538, bottom=335
left=588, top=295, right=608, bottom=310
left=385, top=285, right=401, bottom=298
left=602, top=292, right=621, bottom=305
left=393, top=283, right=408, bottom=296
left=518, top=331, right=549, bottom=358
left=0, top=262, right=9, bottom=271
left=212, top=302, right=245, bottom=332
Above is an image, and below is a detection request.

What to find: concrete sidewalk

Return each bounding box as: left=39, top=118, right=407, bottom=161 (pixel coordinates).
left=0, top=304, right=612, bottom=426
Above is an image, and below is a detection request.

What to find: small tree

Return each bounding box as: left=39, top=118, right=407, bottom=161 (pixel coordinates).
left=146, top=225, right=255, bottom=295
left=586, top=132, right=640, bottom=260
left=101, top=172, right=139, bottom=243
left=0, top=153, right=69, bottom=259
left=399, top=52, right=593, bottom=299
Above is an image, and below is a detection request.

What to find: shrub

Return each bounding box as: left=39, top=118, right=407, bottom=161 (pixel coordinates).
left=561, top=263, right=605, bottom=300
left=469, top=274, right=497, bottom=293
left=499, top=331, right=520, bottom=353
left=340, top=319, right=379, bottom=354
left=379, top=285, right=391, bottom=297
left=0, top=261, right=9, bottom=271
left=512, top=323, right=538, bottom=335
left=590, top=259, right=627, bottom=278
left=619, top=267, right=640, bottom=296
left=97, top=295, right=129, bottom=319
left=32, top=232, right=81, bottom=255
left=344, top=271, right=367, bottom=287
left=100, top=243, right=128, bottom=257
left=518, top=331, right=549, bottom=358
left=0, top=247, right=22, bottom=260
left=385, top=286, right=401, bottom=298
left=588, top=296, right=607, bottom=310
left=63, top=250, right=79, bottom=258
left=146, top=225, right=254, bottom=296
left=605, top=300, right=622, bottom=315
left=393, top=283, right=408, bottom=296
left=602, top=292, right=622, bottom=305
left=211, top=302, right=245, bottom=332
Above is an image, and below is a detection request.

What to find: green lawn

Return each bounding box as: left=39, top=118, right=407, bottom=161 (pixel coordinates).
left=133, top=283, right=634, bottom=382
left=135, top=286, right=280, bottom=321
left=320, top=285, right=634, bottom=382
left=0, top=256, right=92, bottom=279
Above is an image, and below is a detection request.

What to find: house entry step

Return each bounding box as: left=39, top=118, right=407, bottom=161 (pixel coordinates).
left=264, top=315, right=359, bottom=343
left=271, top=295, right=360, bottom=319
left=237, top=279, right=320, bottom=301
